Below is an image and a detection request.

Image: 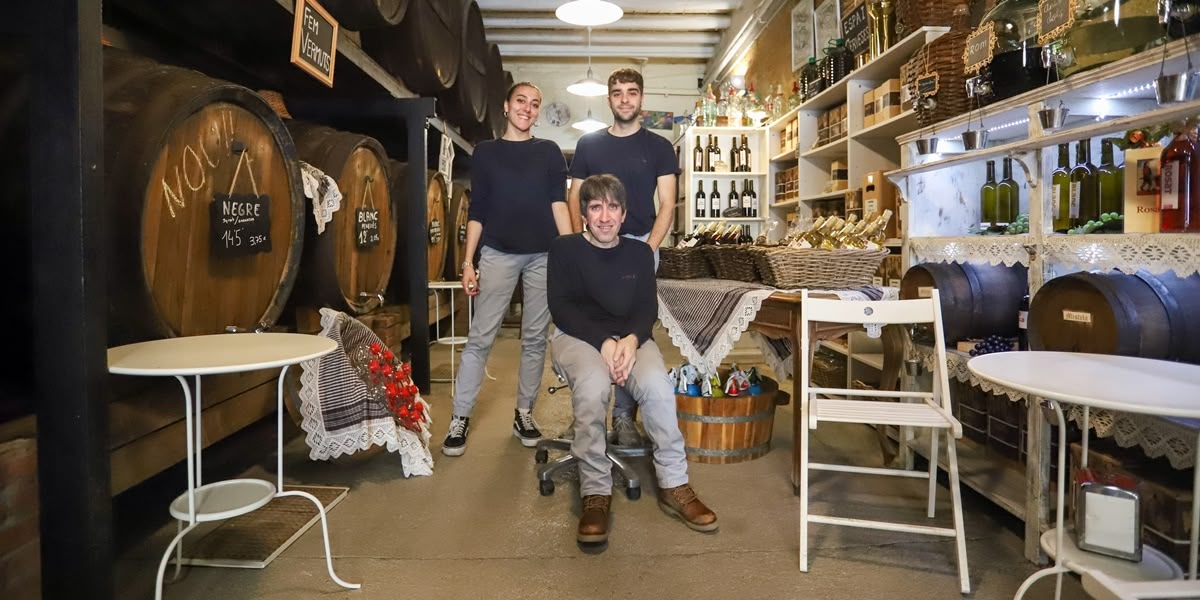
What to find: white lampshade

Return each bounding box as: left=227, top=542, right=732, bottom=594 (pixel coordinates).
left=556, top=0, right=623, bottom=27
left=572, top=109, right=608, bottom=132
left=567, top=69, right=608, bottom=97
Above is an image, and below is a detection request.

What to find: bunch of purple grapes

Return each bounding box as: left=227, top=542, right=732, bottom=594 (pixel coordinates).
left=968, top=334, right=1013, bottom=356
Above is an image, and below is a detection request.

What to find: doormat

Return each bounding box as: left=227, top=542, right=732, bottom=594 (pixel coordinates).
left=176, top=485, right=348, bottom=569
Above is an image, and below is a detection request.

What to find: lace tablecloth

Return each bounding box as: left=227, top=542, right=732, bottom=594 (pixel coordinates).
left=915, top=345, right=1200, bottom=470
left=656, top=278, right=897, bottom=378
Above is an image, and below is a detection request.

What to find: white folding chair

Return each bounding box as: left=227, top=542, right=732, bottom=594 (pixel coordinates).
left=798, top=289, right=970, bottom=594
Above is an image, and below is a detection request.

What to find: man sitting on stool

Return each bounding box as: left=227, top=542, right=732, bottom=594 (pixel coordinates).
left=547, top=174, right=718, bottom=548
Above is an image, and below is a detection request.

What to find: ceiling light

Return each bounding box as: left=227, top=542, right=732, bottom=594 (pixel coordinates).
left=556, top=0, right=623, bottom=27
left=568, top=28, right=609, bottom=97
left=572, top=109, right=607, bottom=132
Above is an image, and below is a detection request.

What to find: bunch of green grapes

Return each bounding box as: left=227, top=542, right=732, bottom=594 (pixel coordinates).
left=1067, top=212, right=1123, bottom=234
left=1005, top=214, right=1030, bottom=234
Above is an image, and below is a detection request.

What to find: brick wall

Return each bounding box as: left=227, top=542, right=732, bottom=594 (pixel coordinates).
left=0, top=438, right=40, bottom=600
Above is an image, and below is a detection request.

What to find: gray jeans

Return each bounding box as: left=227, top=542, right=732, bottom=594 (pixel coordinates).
left=551, top=330, right=688, bottom=496
left=613, top=232, right=660, bottom=418
left=452, top=246, right=550, bottom=418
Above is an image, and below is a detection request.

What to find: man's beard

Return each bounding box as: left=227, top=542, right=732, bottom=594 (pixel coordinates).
left=612, top=106, right=640, bottom=125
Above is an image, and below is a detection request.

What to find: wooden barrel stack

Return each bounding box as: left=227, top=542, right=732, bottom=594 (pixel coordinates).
left=387, top=161, right=449, bottom=300
left=286, top=122, right=397, bottom=314
left=1029, top=270, right=1200, bottom=364
left=103, top=49, right=305, bottom=345
left=675, top=377, right=779, bottom=464
left=438, top=1, right=489, bottom=136
left=361, top=0, right=464, bottom=95
left=318, top=0, right=410, bottom=29
left=899, top=261, right=1028, bottom=344
left=476, top=45, right=508, bottom=141
left=444, top=182, right=472, bottom=280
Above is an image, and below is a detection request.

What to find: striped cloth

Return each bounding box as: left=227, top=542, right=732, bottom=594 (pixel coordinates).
left=657, top=278, right=894, bottom=377
left=297, top=308, right=433, bottom=476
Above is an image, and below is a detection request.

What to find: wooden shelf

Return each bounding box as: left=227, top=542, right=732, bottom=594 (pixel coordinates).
left=693, top=217, right=765, bottom=222
left=898, top=430, right=1028, bottom=519
left=771, top=148, right=799, bottom=162
left=799, top=190, right=848, bottom=203
left=853, top=109, right=918, bottom=141
left=798, top=27, right=950, bottom=112
left=691, top=171, right=769, bottom=177
left=801, top=137, right=848, bottom=159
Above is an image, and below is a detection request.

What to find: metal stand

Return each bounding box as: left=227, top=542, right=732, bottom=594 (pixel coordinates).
left=428, top=281, right=473, bottom=393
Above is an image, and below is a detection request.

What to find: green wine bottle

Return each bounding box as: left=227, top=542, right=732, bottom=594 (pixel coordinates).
left=1097, top=139, right=1124, bottom=221
left=1052, top=143, right=1072, bottom=233
left=1071, top=139, right=1099, bottom=226
left=997, top=157, right=1018, bottom=227
left=980, top=160, right=998, bottom=231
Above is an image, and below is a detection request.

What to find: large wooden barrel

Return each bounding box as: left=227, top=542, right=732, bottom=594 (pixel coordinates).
left=318, top=0, right=410, bottom=29
left=1029, top=270, right=1200, bottom=364
left=387, top=161, right=449, bottom=300
left=361, top=0, right=463, bottom=94
left=103, top=50, right=304, bottom=345
left=444, top=183, right=471, bottom=280
left=286, top=122, right=396, bottom=314
left=438, top=1, right=489, bottom=132
left=900, top=261, right=1028, bottom=344
left=675, top=377, right=778, bottom=464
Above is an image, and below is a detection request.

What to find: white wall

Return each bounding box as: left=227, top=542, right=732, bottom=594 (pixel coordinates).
left=505, top=60, right=705, bottom=152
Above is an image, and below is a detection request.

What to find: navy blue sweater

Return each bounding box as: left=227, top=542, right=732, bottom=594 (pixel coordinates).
left=548, top=233, right=657, bottom=351
left=470, top=137, right=567, bottom=254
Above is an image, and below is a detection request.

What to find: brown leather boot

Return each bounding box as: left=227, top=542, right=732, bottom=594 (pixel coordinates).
left=658, top=484, right=718, bottom=532
left=577, top=495, right=611, bottom=545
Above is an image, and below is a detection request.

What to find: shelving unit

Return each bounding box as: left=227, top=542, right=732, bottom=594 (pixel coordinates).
left=676, top=126, right=770, bottom=239
left=764, top=26, right=949, bottom=241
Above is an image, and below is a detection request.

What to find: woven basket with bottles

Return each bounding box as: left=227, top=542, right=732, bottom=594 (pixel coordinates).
left=701, top=245, right=761, bottom=283
left=751, top=247, right=889, bottom=289
left=658, top=247, right=714, bottom=279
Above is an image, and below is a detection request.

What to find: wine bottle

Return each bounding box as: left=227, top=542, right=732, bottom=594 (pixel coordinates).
left=695, top=180, right=707, bottom=219
left=727, top=180, right=741, bottom=216
left=869, top=210, right=894, bottom=248
left=798, top=216, right=838, bottom=248
left=741, top=134, right=753, bottom=172
left=692, top=135, right=704, bottom=173
left=1051, top=143, right=1072, bottom=233
left=1160, top=129, right=1194, bottom=233
left=794, top=216, right=827, bottom=248
left=741, top=179, right=755, bottom=218
left=709, top=180, right=722, bottom=218
left=711, top=135, right=723, bottom=169
left=1017, top=293, right=1030, bottom=351
left=739, top=225, right=754, bottom=244
left=980, top=160, right=998, bottom=230
left=729, top=136, right=741, bottom=172
left=1097, top=138, right=1124, bottom=219
left=996, top=157, right=1017, bottom=227
left=1071, top=139, right=1099, bottom=226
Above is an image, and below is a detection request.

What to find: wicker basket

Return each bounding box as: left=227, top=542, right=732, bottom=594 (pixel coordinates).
left=701, top=245, right=760, bottom=282
left=903, top=26, right=972, bottom=128
left=752, top=247, right=889, bottom=289
left=658, top=247, right=714, bottom=279
left=895, top=0, right=967, bottom=38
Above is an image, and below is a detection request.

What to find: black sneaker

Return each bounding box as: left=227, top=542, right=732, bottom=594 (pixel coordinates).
left=442, top=415, right=470, bottom=456
left=513, top=409, right=542, bottom=447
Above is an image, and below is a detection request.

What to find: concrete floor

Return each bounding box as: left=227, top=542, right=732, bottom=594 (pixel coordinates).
left=114, top=327, right=1089, bottom=599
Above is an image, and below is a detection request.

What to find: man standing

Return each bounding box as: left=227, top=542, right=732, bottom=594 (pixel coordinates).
left=568, top=67, right=679, bottom=445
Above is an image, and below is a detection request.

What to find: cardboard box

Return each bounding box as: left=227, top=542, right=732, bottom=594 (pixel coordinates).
left=863, top=89, right=877, bottom=128
left=1124, top=146, right=1161, bottom=233
left=874, top=79, right=903, bottom=123
left=862, top=170, right=900, bottom=239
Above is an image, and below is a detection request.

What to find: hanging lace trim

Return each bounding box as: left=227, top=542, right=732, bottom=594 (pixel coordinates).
left=1042, top=233, right=1200, bottom=278
left=910, top=235, right=1032, bottom=267
left=657, top=287, right=776, bottom=375
left=300, top=161, right=343, bottom=235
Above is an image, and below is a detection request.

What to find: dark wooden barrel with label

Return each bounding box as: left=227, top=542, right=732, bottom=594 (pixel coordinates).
left=361, top=0, right=463, bottom=94
left=103, top=50, right=304, bottom=345
left=438, top=1, right=489, bottom=132
left=318, top=0, right=410, bottom=30
left=387, top=161, right=448, bottom=300
left=1029, top=270, right=1200, bottom=364
left=900, top=261, right=1028, bottom=344
left=286, top=122, right=396, bottom=314
left=675, top=377, right=779, bottom=464
left=444, top=183, right=472, bottom=280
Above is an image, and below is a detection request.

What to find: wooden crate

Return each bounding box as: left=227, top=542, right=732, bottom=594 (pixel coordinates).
left=1069, top=441, right=1194, bottom=544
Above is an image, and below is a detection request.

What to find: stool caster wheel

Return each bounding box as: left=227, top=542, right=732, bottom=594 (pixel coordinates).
left=625, top=485, right=641, bottom=501
left=539, top=480, right=554, bottom=496
left=535, top=449, right=548, bottom=464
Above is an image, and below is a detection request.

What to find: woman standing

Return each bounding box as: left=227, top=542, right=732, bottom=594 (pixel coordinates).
left=442, top=82, right=572, bottom=456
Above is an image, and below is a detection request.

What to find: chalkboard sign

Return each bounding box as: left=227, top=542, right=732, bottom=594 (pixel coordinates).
left=210, top=193, right=272, bottom=257
left=917, top=72, right=940, bottom=98
left=1037, top=0, right=1074, bottom=46
left=290, top=0, right=338, bottom=87
left=963, top=22, right=996, bottom=75
left=841, top=3, right=870, bottom=58
left=356, top=208, right=381, bottom=249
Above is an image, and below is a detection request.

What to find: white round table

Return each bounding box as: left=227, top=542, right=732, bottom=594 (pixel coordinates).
left=969, top=352, right=1200, bottom=599
left=108, top=333, right=359, bottom=598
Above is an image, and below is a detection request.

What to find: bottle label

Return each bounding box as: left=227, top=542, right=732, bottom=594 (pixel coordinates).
left=1161, top=161, right=1180, bottom=210
left=1069, top=181, right=1081, bottom=218
left=711, top=197, right=721, bottom=211
left=1062, top=310, right=1092, bottom=324
left=917, top=285, right=934, bottom=298
left=1018, top=310, right=1028, bottom=330
left=1052, top=186, right=1061, bottom=219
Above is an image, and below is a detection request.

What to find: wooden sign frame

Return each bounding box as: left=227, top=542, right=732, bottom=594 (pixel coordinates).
left=917, top=72, right=940, bottom=98
left=963, top=21, right=997, bottom=75
left=1036, top=0, right=1075, bottom=47
left=290, top=0, right=338, bottom=88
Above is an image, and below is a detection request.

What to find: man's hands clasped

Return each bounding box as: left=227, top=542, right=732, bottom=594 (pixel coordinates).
left=600, top=335, right=638, bottom=386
